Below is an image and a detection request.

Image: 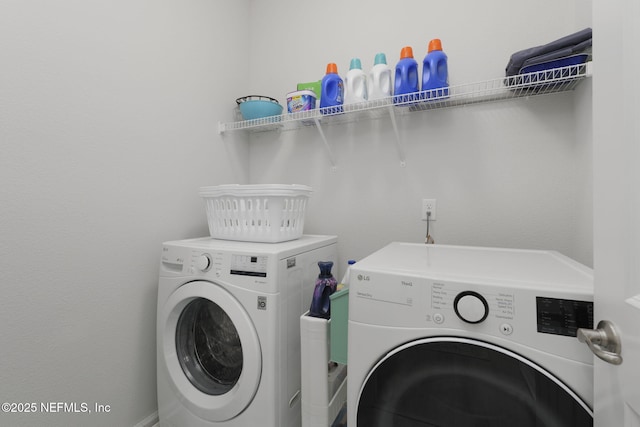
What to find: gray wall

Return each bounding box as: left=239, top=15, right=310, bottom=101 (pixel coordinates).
left=0, top=0, right=595, bottom=426
left=0, top=1, right=249, bottom=426
left=247, top=0, right=593, bottom=276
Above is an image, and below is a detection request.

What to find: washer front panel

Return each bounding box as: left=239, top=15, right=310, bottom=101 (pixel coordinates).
left=162, top=280, right=262, bottom=422
left=356, top=337, right=593, bottom=427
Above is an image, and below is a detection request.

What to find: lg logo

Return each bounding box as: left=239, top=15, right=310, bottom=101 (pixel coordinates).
left=357, top=274, right=370, bottom=282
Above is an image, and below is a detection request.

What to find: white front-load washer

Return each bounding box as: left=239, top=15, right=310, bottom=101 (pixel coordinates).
left=157, top=235, right=337, bottom=427
left=347, top=242, right=594, bottom=427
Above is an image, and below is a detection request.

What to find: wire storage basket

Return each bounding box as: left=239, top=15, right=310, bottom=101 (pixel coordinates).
left=199, top=184, right=312, bottom=243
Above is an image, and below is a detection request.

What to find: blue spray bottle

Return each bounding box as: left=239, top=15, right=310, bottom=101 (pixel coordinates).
left=309, top=261, right=338, bottom=319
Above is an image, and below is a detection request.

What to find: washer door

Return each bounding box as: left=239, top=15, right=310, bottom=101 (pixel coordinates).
left=357, top=337, right=592, bottom=427
left=161, top=280, right=261, bottom=422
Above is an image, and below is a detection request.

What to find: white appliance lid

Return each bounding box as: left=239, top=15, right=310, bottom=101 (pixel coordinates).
left=163, top=234, right=337, bottom=257
left=354, top=242, right=593, bottom=291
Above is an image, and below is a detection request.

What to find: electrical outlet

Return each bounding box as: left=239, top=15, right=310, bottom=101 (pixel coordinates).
left=422, top=199, right=437, bottom=221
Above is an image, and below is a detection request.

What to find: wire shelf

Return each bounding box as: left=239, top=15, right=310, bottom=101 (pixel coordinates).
left=219, top=62, right=592, bottom=134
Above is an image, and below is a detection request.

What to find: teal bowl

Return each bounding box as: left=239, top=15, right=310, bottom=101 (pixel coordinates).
left=236, top=95, right=283, bottom=120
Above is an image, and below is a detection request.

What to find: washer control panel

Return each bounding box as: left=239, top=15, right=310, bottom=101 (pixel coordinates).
left=230, top=254, right=268, bottom=278
left=162, top=245, right=272, bottom=283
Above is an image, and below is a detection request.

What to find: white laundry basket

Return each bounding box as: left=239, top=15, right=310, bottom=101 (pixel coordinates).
left=199, top=184, right=312, bottom=243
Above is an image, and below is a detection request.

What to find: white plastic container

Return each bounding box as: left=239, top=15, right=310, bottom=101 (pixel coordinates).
left=344, top=58, right=368, bottom=104
left=368, top=53, right=393, bottom=100
left=300, top=312, right=348, bottom=427
left=287, top=90, right=316, bottom=113
left=199, top=184, right=312, bottom=242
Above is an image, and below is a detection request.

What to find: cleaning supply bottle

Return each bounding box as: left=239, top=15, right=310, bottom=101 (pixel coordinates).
left=394, top=46, right=419, bottom=104
left=337, top=260, right=356, bottom=291
left=320, top=63, right=344, bottom=114
left=309, top=261, right=338, bottom=319
left=368, top=53, right=393, bottom=101
left=344, top=58, right=368, bottom=104
left=422, top=38, right=449, bottom=100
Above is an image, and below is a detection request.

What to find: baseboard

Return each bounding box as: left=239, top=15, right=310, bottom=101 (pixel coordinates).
left=134, top=410, right=159, bottom=427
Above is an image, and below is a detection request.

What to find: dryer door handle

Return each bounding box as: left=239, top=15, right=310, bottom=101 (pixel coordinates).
left=577, top=320, right=623, bottom=365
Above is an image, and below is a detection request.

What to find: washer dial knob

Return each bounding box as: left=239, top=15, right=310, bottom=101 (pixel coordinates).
left=196, top=254, right=212, bottom=272
left=454, top=291, right=489, bottom=324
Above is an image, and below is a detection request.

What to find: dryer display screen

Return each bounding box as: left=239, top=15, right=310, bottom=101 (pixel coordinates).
left=230, top=254, right=268, bottom=277
left=536, top=297, right=594, bottom=337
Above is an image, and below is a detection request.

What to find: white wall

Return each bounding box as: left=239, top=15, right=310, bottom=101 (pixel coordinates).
left=0, top=1, right=594, bottom=425
left=0, top=1, right=249, bottom=426
left=247, top=0, right=594, bottom=275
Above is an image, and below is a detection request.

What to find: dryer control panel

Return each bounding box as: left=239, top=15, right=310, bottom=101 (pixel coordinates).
left=430, top=281, right=515, bottom=323
left=349, top=242, right=594, bottom=363
left=349, top=269, right=594, bottom=362
left=536, top=297, right=594, bottom=337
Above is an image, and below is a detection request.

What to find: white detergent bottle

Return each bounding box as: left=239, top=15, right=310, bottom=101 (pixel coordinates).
left=337, top=260, right=356, bottom=291
left=368, top=53, right=393, bottom=100
left=344, top=58, right=368, bottom=104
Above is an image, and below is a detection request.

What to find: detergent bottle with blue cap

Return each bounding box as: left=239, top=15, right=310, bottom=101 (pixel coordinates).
left=369, top=53, right=393, bottom=100
left=309, top=261, right=338, bottom=319
left=337, top=260, right=356, bottom=291
left=344, top=58, right=368, bottom=104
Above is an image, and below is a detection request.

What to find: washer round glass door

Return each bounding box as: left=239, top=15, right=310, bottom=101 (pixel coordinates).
left=357, top=337, right=593, bottom=427
left=162, top=280, right=261, bottom=422
left=176, top=298, right=243, bottom=395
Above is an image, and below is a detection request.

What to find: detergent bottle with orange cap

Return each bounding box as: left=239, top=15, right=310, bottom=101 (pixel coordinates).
left=422, top=38, right=449, bottom=100
left=320, top=63, right=344, bottom=114
left=394, top=46, right=419, bottom=104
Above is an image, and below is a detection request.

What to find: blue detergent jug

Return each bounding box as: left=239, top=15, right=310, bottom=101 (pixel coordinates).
left=422, top=38, right=449, bottom=100
left=394, top=46, right=420, bottom=104
left=320, top=63, right=344, bottom=114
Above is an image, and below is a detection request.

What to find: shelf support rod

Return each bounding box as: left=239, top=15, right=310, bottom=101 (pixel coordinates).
left=313, top=117, right=337, bottom=170
left=388, top=106, right=406, bottom=167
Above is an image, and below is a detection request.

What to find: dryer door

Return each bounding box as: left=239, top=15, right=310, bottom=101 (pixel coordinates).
left=357, top=337, right=592, bottom=427
left=161, top=280, right=261, bottom=422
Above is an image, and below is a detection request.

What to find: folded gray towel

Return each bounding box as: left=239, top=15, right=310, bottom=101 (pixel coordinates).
left=506, top=28, right=592, bottom=76
left=519, top=39, right=591, bottom=71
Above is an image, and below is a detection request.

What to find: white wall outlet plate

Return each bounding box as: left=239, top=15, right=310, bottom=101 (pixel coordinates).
left=422, top=199, right=437, bottom=221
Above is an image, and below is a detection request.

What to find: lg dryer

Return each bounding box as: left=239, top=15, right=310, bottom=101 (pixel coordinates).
left=348, top=242, right=594, bottom=427
left=157, top=235, right=337, bottom=427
